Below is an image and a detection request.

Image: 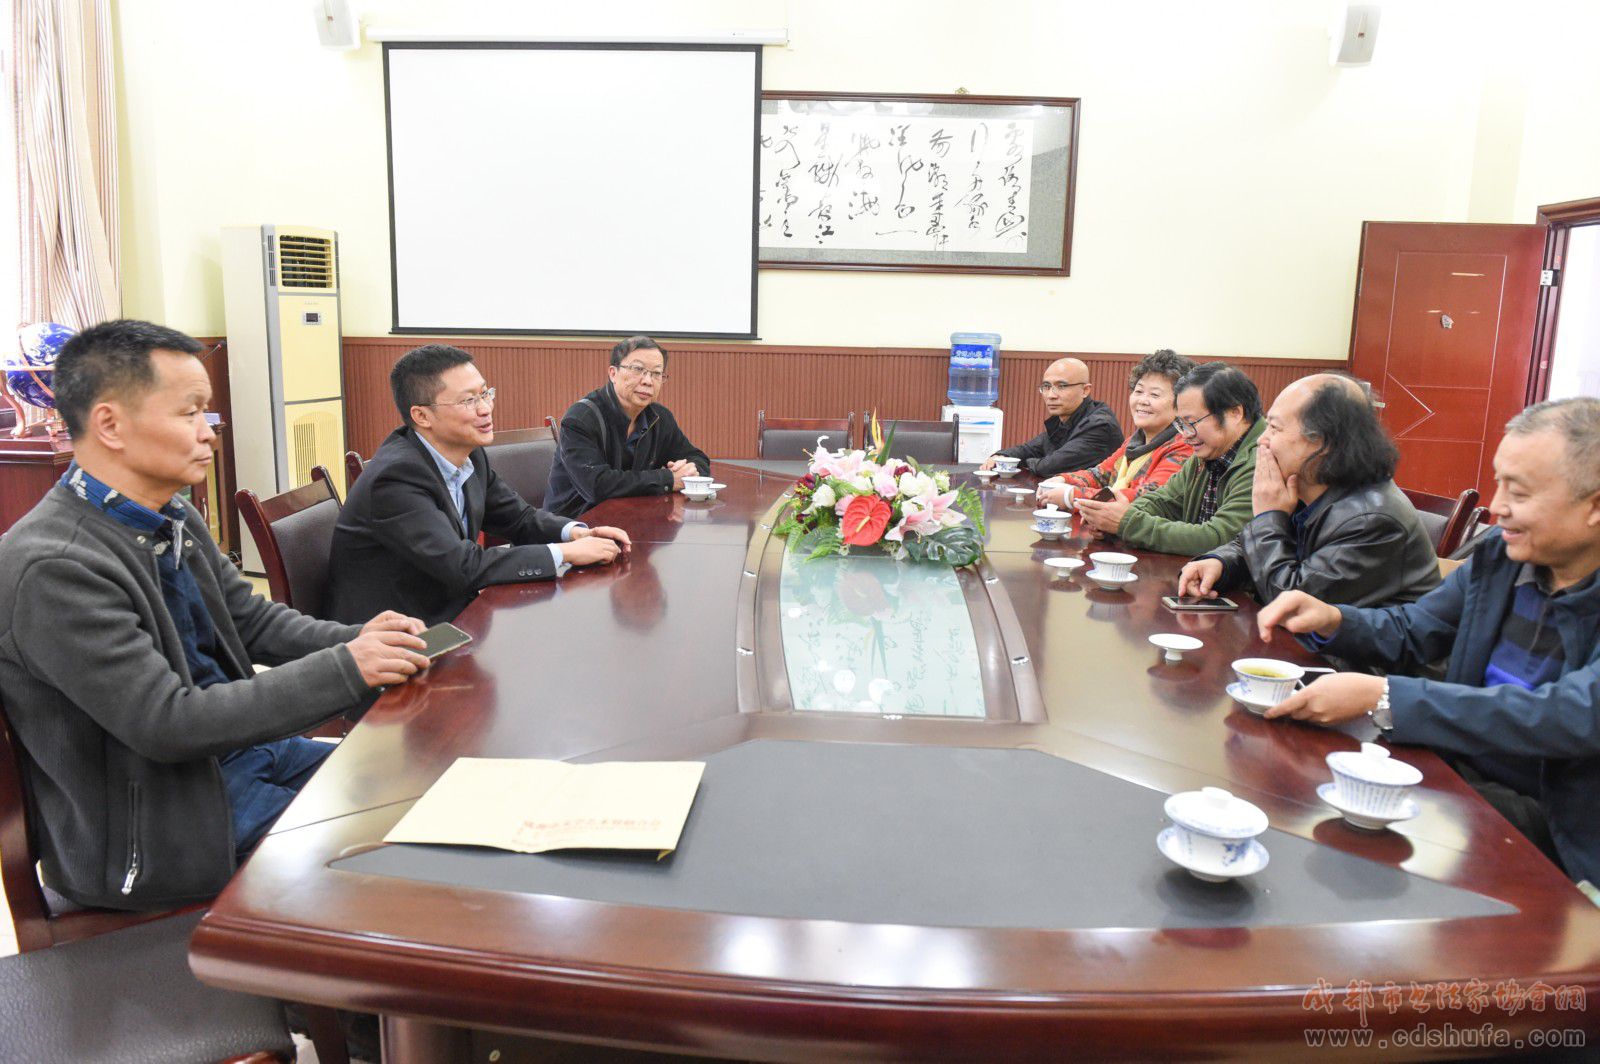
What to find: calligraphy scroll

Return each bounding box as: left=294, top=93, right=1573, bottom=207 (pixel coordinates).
left=758, top=93, right=1079, bottom=275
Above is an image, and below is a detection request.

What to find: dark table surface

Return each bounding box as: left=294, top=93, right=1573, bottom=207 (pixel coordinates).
left=192, top=461, right=1600, bottom=1062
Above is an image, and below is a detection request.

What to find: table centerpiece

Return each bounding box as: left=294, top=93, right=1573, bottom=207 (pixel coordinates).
left=771, top=418, right=986, bottom=567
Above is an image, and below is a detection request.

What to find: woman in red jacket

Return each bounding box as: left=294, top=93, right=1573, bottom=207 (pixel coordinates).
left=1038, top=349, right=1196, bottom=506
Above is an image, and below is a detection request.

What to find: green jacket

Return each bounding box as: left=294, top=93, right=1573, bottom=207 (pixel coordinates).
left=1116, top=418, right=1266, bottom=555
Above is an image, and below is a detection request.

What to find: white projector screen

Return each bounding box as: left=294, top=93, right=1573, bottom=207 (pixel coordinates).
left=384, top=44, right=760, bottom=338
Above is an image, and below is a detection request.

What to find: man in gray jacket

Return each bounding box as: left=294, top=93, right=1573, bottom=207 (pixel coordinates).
left=0, top=320, right=430, bottom=911
left=1177, top=374, right=1440, bottom=609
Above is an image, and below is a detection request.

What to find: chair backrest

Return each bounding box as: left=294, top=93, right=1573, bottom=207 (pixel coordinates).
left=0, top=693, right=52, bottom=952
left=870, top=416, right=959, bottom=465
left=235, top=474, right=341, bottom=619
left=1448, top=506, right=1494, bottom=561
left=485, top=426, right=559, bottom=509
left=344, top=450, right=365, bottom=488
left=1401, top=487, right=1479, bottom=557
left=308, top=464, right=341, bottom=504
left=757, top=411, right=856, bottom=459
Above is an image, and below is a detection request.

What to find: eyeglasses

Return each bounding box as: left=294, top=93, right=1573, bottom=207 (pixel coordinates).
left=427, top=387, right=496, bottom=411
left=1037, top=380, right=1090, bottom=394
left=618, top=363, right=669, bottom=383
left=1172, top=411, right=1216, bottom=437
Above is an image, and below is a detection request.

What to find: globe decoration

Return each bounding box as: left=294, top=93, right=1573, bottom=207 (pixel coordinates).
left=6, top=322, right=72, bottom=411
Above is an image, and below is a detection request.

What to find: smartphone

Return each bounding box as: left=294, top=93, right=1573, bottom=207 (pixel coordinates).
left=1093, top=487, right=1117, bottom=502
left=1161, top=595, right=1240, bottom=612
left=420, top=622, right=473, bottom=660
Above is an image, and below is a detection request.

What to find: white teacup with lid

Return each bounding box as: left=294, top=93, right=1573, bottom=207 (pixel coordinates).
left=1162, top=786, right=1268, bottom=872
left=1032, top=504, right=1070, bottom=535
left=1326, top=743, right=1423, bottom=817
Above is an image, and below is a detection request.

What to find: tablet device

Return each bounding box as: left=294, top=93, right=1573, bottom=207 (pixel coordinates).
left=421, top=622, right=473, bottom=660
left=1161, top=595, right=1240, bottom=612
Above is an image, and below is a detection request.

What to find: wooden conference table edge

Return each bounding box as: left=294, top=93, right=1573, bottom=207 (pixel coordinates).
left=190, top=461, right=1600, bottom=1060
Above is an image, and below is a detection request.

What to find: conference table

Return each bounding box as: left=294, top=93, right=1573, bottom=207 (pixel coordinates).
left=190, top=461, right=1600, bottom=1062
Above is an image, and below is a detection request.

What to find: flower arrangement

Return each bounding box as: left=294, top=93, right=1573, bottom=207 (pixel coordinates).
left=771, top=417, right=986, bottom=567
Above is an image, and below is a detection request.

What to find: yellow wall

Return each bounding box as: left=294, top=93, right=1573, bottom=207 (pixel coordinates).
left=113, top=0, right=1600, bottom=359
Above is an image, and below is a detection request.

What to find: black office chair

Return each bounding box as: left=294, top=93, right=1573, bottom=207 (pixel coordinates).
left=757, top=411, right=856, bottom=459
left=235, top=472, right=342, bottom=621
left=484, top=425, right=560, bottom=509
left=866, top=416, right=959, bottom=465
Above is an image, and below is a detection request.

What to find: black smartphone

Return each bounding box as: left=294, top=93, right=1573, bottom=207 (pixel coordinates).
left=1093, top=487, right=1117, bottom=502
left=420, top=622, right=473, bottom=660
left=1161, top=595, right=1240, bottom=612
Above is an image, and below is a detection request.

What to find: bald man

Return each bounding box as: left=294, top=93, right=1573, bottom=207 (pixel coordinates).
left=981, top=357, right=1123, bottom=476
left=1178, top=373, right=1439, bottom=608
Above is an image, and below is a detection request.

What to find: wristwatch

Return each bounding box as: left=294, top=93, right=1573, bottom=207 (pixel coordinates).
left=1368, top=679, right=1393, bottom=733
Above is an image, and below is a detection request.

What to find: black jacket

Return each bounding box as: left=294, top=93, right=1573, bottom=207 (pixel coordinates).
left=996, top=397, right=1123, bottom=477
left=545, top=383, right=711, bottom=518
left=1207, top=480, right=1441, bottom=608
left=327, top=427, right=573, bottom=626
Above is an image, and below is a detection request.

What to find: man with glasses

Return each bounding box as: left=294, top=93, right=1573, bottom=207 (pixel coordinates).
left=1078, top=360, right=1265, bottom=554
left=546, top=335, right=712, bottom=518
left=979, top=357, right=1122, bottom=477
left=328, top=344, right=631, bottom=627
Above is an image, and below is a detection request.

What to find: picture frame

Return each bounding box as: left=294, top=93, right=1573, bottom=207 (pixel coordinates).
left=758, top=92, right=1080, bottom=275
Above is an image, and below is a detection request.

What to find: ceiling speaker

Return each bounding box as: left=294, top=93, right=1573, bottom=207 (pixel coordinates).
left=1329, top=4, right=1380, bottom=66
left=314, top=0, right=361, bottom=51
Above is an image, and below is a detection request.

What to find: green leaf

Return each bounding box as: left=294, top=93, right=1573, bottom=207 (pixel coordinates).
left=806, top=528, right=843, bottom=561
left=954, top=484, right=987, bottom=538
left=923, top=526, right=984, bottom=567
left=874, top=421, right=897, bottom=465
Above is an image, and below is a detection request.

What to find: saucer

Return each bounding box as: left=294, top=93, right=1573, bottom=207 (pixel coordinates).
left=1226, top=681, right=1279, bottom=716
left=1150, top=633, right=1203, bottom=662
left=684, top=482, right=727, bottom=501
left=1086, top=569, right=1138, bottom=591
left=1157, top=825, right=1269, bottom=882
left=973, top=469, right=998, bottom=480
left=1317, top=782, right=1420, bottom=831
left=996, top=467, right=1021, bottom=479
left=1005, top=487, right=1033, bottom=497
left=1043, top=557, right=1085, bottom=574
left=1030, top=523, right=1066, bottom=541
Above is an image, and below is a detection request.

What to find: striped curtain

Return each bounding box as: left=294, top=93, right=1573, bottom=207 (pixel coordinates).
left=15, top=0, right=119, bottom=328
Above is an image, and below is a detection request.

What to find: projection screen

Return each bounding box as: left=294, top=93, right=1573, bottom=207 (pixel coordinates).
left=384, top=43, right=760, bottom=338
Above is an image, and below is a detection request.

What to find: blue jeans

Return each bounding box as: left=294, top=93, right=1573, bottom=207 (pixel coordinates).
left=219, top=737, right=334, bottom=858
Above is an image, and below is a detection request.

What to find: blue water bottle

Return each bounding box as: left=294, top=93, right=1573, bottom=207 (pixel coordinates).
left=948, top=332, right=1002, bottom=407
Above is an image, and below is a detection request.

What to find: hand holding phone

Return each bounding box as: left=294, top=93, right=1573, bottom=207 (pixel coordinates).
left=420, top=622, right=474, bottom=660
left=1161, top=595, right=1240, bottom=612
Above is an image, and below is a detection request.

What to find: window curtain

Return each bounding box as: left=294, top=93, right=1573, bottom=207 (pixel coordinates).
left=15, top=0, right=119, bottom=329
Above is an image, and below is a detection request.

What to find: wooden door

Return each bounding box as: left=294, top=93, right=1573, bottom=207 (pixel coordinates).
left=1349, top=222, right=1546, bottom=499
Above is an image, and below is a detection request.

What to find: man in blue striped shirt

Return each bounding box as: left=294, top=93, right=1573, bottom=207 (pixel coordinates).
left=1255, top=398, right=1600, bottom=887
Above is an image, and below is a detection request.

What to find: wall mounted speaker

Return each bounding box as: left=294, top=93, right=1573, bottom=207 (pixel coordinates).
left=1329, top=4, right=1381, bottom=66
left=314, top=0, right=360, bottom=50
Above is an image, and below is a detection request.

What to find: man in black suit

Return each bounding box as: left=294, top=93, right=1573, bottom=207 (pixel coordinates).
left=545, top=336, right=712, bottom=518
left=327, top=345, right=630, bottom=626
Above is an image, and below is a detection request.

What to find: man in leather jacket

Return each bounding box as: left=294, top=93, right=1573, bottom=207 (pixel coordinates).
left=1177, top=374, right=1439, bottom=608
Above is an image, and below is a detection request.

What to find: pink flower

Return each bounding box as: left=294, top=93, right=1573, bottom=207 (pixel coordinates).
left=899, top=491, right=966, bottom=537
left=873, top=468, right=900, bottom=499
left=811, top=448, right=866, bottom=481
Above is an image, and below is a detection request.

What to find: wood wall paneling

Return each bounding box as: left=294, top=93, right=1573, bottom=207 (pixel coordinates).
left=340, top=338, right=1343, bottom=462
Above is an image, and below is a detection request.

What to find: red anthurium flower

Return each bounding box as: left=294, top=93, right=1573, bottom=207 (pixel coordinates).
left=840, top=494, right=891, bottom=546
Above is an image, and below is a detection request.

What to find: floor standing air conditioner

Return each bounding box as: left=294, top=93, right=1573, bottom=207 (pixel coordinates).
left=221, top=225, right=346, bottom=574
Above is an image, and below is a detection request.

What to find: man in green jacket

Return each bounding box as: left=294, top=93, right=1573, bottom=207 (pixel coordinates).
left=1077, top=361, right=1265, bottom=555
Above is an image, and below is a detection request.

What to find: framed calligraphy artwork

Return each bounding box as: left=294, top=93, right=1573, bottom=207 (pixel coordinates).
left=758, top=92, right=1079, bottom=275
